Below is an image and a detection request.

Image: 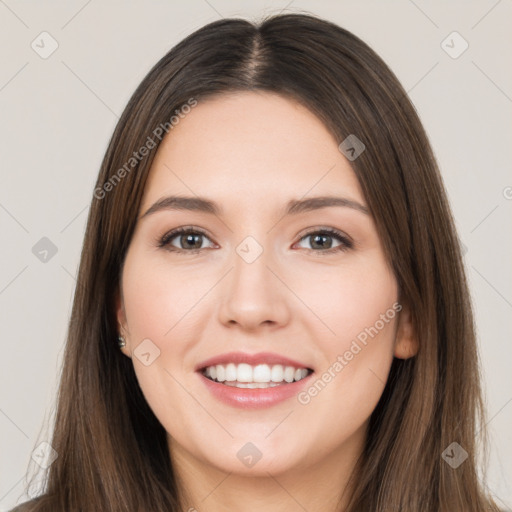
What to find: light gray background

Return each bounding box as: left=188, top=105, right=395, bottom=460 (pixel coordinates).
left=1, top=1, right=511, bottom=510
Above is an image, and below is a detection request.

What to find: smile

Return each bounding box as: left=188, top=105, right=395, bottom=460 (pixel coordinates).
left=202, top=363, right=312, bottom=388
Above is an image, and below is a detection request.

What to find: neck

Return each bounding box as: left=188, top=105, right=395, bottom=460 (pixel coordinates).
left=168, top=428, right=365, bottom=512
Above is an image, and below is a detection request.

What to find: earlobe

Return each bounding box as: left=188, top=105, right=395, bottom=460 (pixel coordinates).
left=115, top=289, right=131, bottom=357
left=115, top=290, right=126, bottom=331
left=393, top=304, right=419, bottom=359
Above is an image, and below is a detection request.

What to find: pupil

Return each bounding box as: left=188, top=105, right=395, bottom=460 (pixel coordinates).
left=312, top=234, right=331, bottom=249
left=183, top=234, right=202, bottom=249
left=178, top=233, right=334, bottom=250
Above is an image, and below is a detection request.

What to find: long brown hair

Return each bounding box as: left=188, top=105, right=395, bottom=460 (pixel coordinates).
left=13, top=12, right=501, bottom=512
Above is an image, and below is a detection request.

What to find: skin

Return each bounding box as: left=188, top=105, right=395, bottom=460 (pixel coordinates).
left=116, top=91, right=418, bottom=512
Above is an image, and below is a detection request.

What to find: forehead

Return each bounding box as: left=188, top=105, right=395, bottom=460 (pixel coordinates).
left=141, top=91, right=365, bottom=210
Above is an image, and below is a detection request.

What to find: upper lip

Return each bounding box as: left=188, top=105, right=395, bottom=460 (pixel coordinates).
left=195, top=352, right=313, bottom=372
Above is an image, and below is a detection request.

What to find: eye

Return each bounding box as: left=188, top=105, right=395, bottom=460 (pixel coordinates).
left=157, top=226, right=353, bottom=255
left=157, top=226, right=216, bottom=253
left=294, top=228, right=353, bottom=254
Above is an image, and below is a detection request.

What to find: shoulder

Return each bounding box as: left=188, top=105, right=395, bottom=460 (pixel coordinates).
left=8, top=495, right=45, bottom=512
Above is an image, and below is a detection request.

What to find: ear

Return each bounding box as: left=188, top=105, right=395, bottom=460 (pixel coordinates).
left=115, top=288, right=131, bottom=357
left=393, top=304, right=418, bottom=359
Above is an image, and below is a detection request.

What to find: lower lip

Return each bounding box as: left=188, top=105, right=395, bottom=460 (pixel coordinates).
left=197, top=371, right=314, bottom=409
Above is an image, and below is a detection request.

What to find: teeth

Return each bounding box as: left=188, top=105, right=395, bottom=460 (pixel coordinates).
left=253, top=364, right=270, bottom=382
left=225, top=363, right=237, bottom=381
left=216, top=365, right=225, bottom=382
left=237, top=363, right=253, bottom=383
left=271, top=365, right=283, bottom=382
left=284, top=366, right=295, bottom=383
left=223, top=381, right=283, bottom=388
left=203, top=363, right=310, bottom=385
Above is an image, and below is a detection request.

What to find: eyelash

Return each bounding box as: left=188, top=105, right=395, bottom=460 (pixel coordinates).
left=157, top=226, right=353, bottom=256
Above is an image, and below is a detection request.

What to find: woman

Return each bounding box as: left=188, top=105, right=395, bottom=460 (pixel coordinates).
left=12, top=12, right=502, bottom=512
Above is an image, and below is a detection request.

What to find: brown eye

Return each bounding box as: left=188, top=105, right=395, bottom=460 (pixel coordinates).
left=158, top=227, right=215, bottom=253
left=295, top=229, right=353, bottom=254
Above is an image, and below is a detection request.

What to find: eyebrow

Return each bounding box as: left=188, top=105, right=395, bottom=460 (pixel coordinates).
left=139, top=194, right=370, bottom=219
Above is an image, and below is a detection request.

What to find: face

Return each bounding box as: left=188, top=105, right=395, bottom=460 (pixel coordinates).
left=117, top=91, right=416, bottom=477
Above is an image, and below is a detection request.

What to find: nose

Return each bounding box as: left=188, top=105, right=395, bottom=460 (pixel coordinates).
left=217, top=240, right=291, bottom=331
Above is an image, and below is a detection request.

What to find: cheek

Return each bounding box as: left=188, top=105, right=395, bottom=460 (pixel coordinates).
left=121, top=251, right=204, bottom=429
left=296, top=252, right=398, bottom=347
left=121, top=252, right=209, bottom=345
left=294, top=256, right=398, bottom=437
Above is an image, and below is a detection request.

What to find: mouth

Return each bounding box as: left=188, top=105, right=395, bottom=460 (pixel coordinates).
left=200, top=363, right=314, bottom=389
left=195, top=351, right=315, bottom=408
